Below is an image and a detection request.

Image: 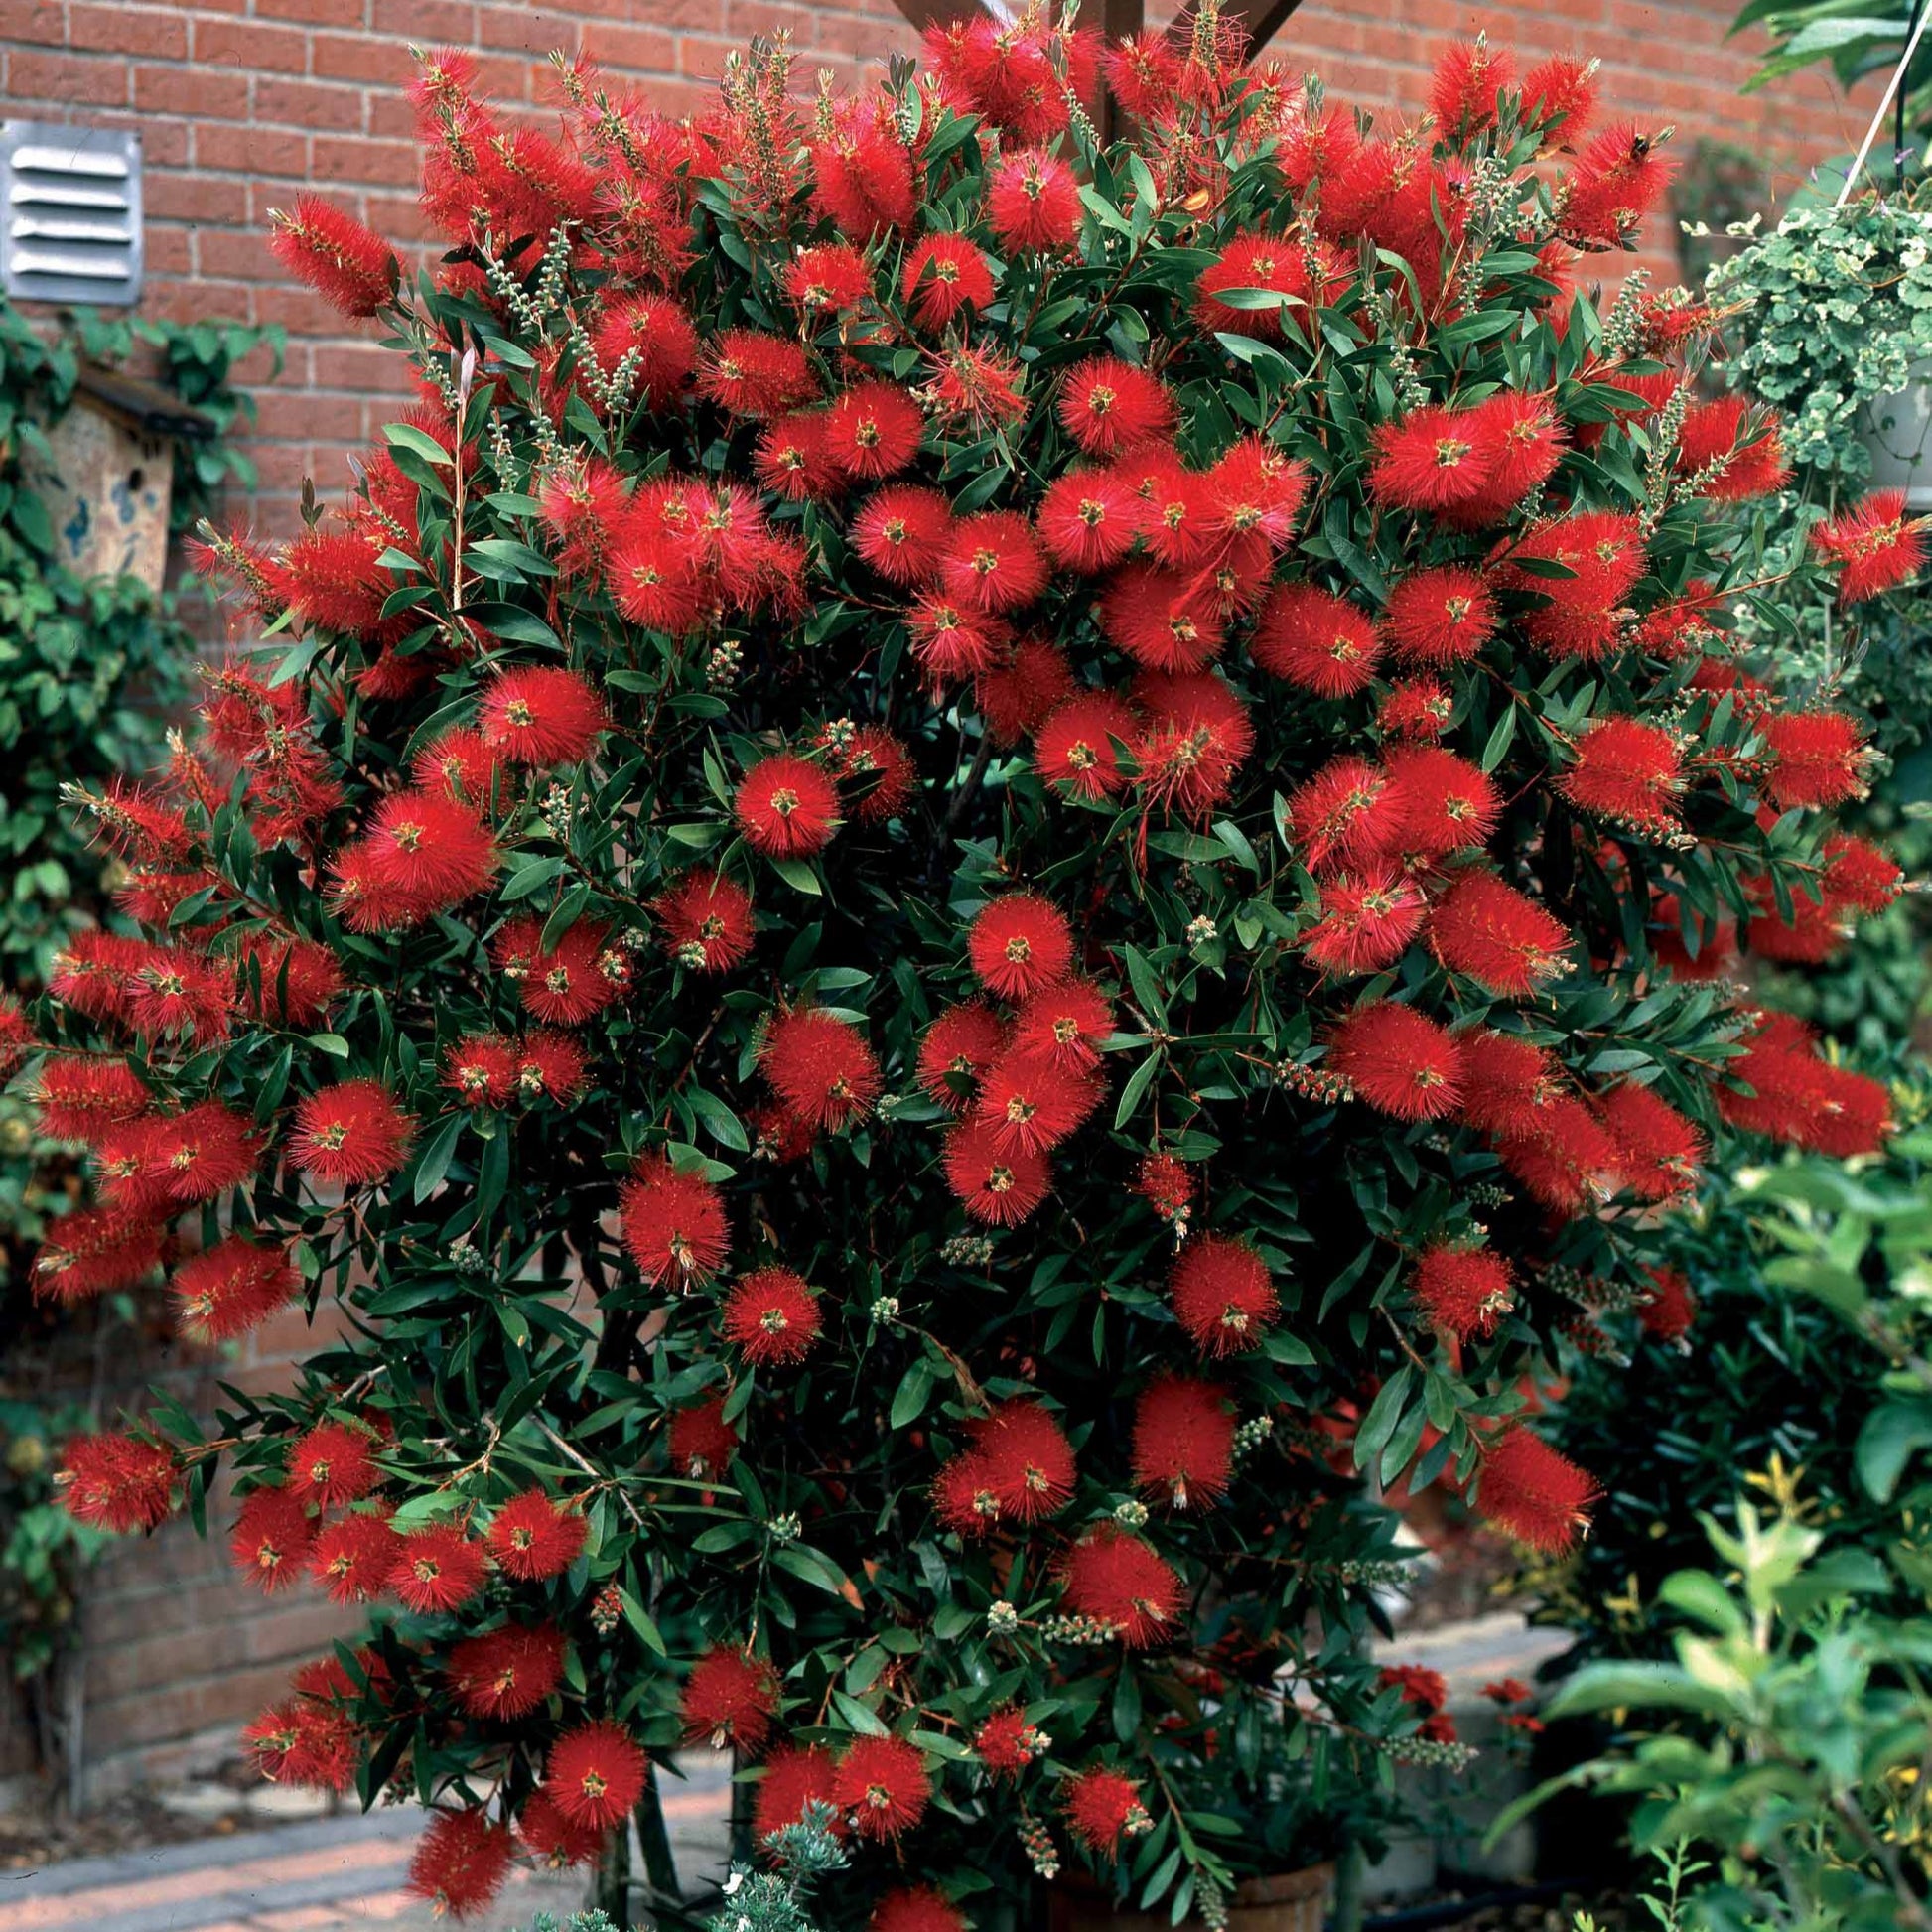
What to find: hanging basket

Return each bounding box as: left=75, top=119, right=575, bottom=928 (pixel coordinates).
left=1046, top=1863, right=1335, bottom=1932
left=1863, top=370, right=1932, bottom=509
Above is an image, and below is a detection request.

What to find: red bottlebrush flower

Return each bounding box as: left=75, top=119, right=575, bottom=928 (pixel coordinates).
left=267, top=195, right=397, bottom=319
left=669, top=1396, right=740, bottom=1479
left=956, top=1401, right=1077, bottom=1525
left=1328, top=1002, right=1463, bottom=1121
left=547, top=1721, right=647, bottom=1832
left=485, top=1488, right=586, bottom=1581
left=1100, top=564, right=1224, bottom=673
left=986, top=148, right=1082, bottom=252
left=723, top=1267, right=822, bottom=1366
left=47, top=929, right=143, bottom=1027
left=1676, top=397, right=1789, bottom=499
left=1013, top=978, right=1114, bottom=1067
left=1428, top=871, right=1572, bottom=995
left=784, top=242, right=873, bottom=314
left=1824, top=833, right=1904, bottom=915
left=1059, top=1525, right=1181, bottom=1646
left=851, top=485, right=953, bottom=587
left=1564, top=123, right=1675, bottom=248
left=449, top=1622, right=565, bottom=1719
left=1132, top=670, right=1255, bottom=820
left=94, top=1101, right=255, bottom=1212
left=1137, top=1151, right=1195, bottom=1223
left=290, top=1079, right=414, bottom=1187
left=1469, top=392, right=1567, bottom=514
left=902, top=233, right=996, bottom=330
left=923, top=340, right=1028, bottom=430
left=85, top=779, right=195, bottom=862
left=478, top=665, right=607, bottom=767
left=968, top=893, right=1074, bottom=997
left=58, top=1433, right=176, bottom=1533
left=975, top=1051, right=1101, bottom=1154
left=607, top=517, right=709, bottom=634
left=310, top=1510, right=400, bottom=1603
left=445, top=1032, right=517, bottom=1109
left=832, top=1735, right=930, bottom=1839
left=1598, top=1081, right=1705, bottom=1200
left=940, top=511, right=1050, bottom=616
left=1759, top=710, right=1870, bottom=810
left=1368, top=404, right=1495, bottom=516
left=1559, top=716, right=1685, bottom=834
left=1505, top=510, right=1645, bottom=662
left=811, top=100, right=916, bottom=237
left=494, top=917, right=627, bottom=1027
left=823, top=382, right=925, bottom=483
left=171, top=1235, right=297, bottom=1343
left=1380, top=676, right=1454, bottom=739
left=412, top=726, right=503, bottom=805
left=943, top=1118, right=1050, bottom=1225
left=1207, top=435, right=1310, bottom=553
left=620, top=1156, right=729, bottom=1288
left=736, top=754, right=843, bottom=859
left=1170, top=1233, right=1278, bottom=1355
left=1383, top=566, right=1498, bottom=665
left=1496, top=1095, right=1623, bottom=1215
left=822, top=724, right=915, bottom=825
left=874, top=1888, right=969, bottom=1932
left=517, top=1790, right=606, bottom=1870
left=1287, top=757, right=1402, bottom=877
left=760, top=1008, right=882, bottom=1130
left=1132, top=1375, right=1234, bottom=1509
left=755, top=412, right=837, bottom=504
left=1038, top=469, right=1139, bottom=574
left=122, top=946, right=234, bottom=1046
left=538, top=455, right=632, bottom=578
left=286, top=1421, right=379, bottom=1507
left=590, top=294, right=698, bottom=409
left=1524, top=56, right=1597, bottom=142
left=231, top=1486, right=315, bottom=1594
left=974, top=638, right=1077, bottom=746
left=1457, top=1031, right=1563, bottom=1137
left=654, top=870, right=755, bottom=973
left=1802, top=1061, right=1893, bottom=1158
left=1304, top=869, right=1428, bottom=977
left=1064, top=1766, right=1152, bottom=1854
left=975, top=1706, right=1046, bottom=1778
left=1476, top=1427, right=1599, bottom=1555
left=755, top=1744, right=843, bottom=1841
left=33, top=1057, right=150, bottom=1144
left=1813, top=488, right=1926, bottom=603
left=1638, top=1265, right=1697, bottom=1343
left=698, top=329, right=819, bottom=420
left=917, top=1002, right=1010, bottom=1113
left=1057, top=356, right=1175, bottom=458
left=278, top=524, right=389, bottom=638
left=1103, top=31, right=1183, bottom=118
left=389, top=1523, right=487, bottom=1613
left=1035, top=694, right=1138, bottom=801
left=405, top=1808, right=512, bottom=1920
left=906, top=593, right=1011, bottom=684
left=515, top=1031, right=588, bottom=1104
left=681, top=1647, right=780, bottom=1753
left=33, top=1206, right=163, bottom=1304
left=1194, top=230, right=1345, bottom=342
left=1380, top=1662, right=1449, bottom=1713
left=1432, top=39, right=1515, bottom=131
left=1251, top=584, right=1385, bottom=697
left=1385, top=746, right=1501, bottom=858
left=232, top=935, right=345, bottom=1031
left=1413, top=1246, right=1512, bottom=1342
left=343, top=789, right=497, bottom=928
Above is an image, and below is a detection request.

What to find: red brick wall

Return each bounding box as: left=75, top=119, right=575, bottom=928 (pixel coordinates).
left=0, top=0, right=1877, bottom=1799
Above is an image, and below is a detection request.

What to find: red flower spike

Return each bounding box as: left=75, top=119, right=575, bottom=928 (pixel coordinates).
left=33, top=1208, right=164, bottom=1304
left=1457, top=1031, right=1564, bottom=1138
left=1328, top=1003, right=1464, bottom=1121
left=1101, top=563, right=1225, bottom=672
left=986, top=148, right=1082, bottom=252
left=832, top=1734, right=930, bottom=1839
left=1427, top=871, right=1572, bottom=996
left=1287, top=757, right=1403, bottom=877
left=58, top=1433, right=177, bottom=1534
left=1137, top=1152, right=1195, bottom=1222
left=620, top=1156, right=729, bottom=1288
left=268, top=196, right=397, bottom=319
left=754, top=1745, right=844, bottom=1842
left=448, top=1622, right=565, bottom=1719
left=1638, top=1265, right=1697, bottom=1343
left=546, top=1720, right=648, bottom=1831
left=1304, top=869, right=1428, bottom=977
left=654, top=870, right=755, bottom=973
left=1059, top=1525, right=1181, bottom=1646
left=494, top=917, right=628, bottom=1026
left=170, top=1236, right=299, bottom=1344
left=722, top=1267, right=822, bottom=1366
left=1064, top=1766, right=1152, bottom=1854
left=286, top=1421, right=380, bottom=1507
left=310, top=1511, right=400, bottom=1604
left=784, top=243, right=873, bottom=314
left=851, top=486, right=954, bottom=587
left=917, top=1003, right=1010, bottom=1113
left=477, top=666, right=608, bottom=767
left=1132, top=1376, right=1235, bottom=1509
left=1413, top=1246, right=1512, bottom=1342
left=389, top=1523, right=487, bottom=1613
left=943, top=1119, right=1050, bottom=1225
left=1385, top=746, right=1501, bottom=858
left=1056, top=357, right=1175, bottom=457
left=967, top=893, right=1074, bottom=997
left=1012, top=978, right=1114, bottom=1067
left=1038, top=469, right=1139, bottom=573
left=1251, top=584, right=1385, bottom=698
left=231, top=1486, right=316, bottom=1595
left=823, top=381, right=926, bottom=482
left=485, top=1488, right=587, bottom=1581
left=1170, top=1234, right=1278, bottom=1355
left=975, top=1705, right=1045, bottom=1778
left=445, top=1033, right=517, bottom=1109
left=405, top=1808, right=512, bottom=1920
left=736, top=754, right=843, bottom=858
left=975, top=1051, right=1102, bottom=1154
left=1559, top=716, right=1684, bottom=835
left=1759, top=710, right=1870, bottom=810
left=939, top=510, right=1050, bottom=616
left=873, top=1888, right=969, bottom=1932
left=1564, top=122, right=1675, bottom=248
left=669, top=1397, right=740, bottom=1479
left=902, top=234, right=996, bottom=330
left=1475, top=1427, right=1599, bottom=1555
left=1812, top=488, right=1927, bottom=603
left=1524, top=56, right=1598, bottom=143
left=517, top=1791, right=607, bottom=1870
left=1034, top=694, right=1139, bottom=801
left=680, top=1647, right=780, bottom=1754
left=1383, top=566, right=1498, bottom=665
left=290, top=1079, right=414, bottom=1187
left=31, top=1057, right=151, bottom=1143
left=698, top=329, right=818, bottom=419
left=1505, top=509, right=1645, bottom=660
left=759, top=1008, right=882, bottom=1130
left=1432, top=39, right=1515, bottom=132
left=1597, top=1081, right=1705, bottom=1200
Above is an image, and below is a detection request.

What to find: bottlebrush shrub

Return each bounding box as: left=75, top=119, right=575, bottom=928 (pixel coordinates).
left=12, top=14, right=1915, bottom=1925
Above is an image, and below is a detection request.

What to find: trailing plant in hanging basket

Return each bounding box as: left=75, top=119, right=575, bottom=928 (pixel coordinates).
left=7, top=10, right=1916, bottom=1925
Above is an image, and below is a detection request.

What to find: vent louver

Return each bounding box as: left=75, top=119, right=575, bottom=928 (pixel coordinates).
left=1, top=122, right=143, bottom=306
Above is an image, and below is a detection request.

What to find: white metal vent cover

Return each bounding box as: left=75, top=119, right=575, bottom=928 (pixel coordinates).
left=1, top=122, right=143, bottom=306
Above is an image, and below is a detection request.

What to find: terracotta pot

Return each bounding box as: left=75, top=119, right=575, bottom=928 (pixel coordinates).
left=1046, top=1863, right=1335, bottom=1932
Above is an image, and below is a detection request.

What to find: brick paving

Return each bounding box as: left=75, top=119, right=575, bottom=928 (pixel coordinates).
left=0, top=1762, right=733, bottom=1932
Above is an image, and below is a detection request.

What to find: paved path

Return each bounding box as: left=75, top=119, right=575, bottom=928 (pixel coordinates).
left=0, top=1762, right=733, bottom=1932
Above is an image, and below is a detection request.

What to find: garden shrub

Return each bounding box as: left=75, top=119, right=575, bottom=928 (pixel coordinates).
left=7, top=15, right=1916, bottom=1925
